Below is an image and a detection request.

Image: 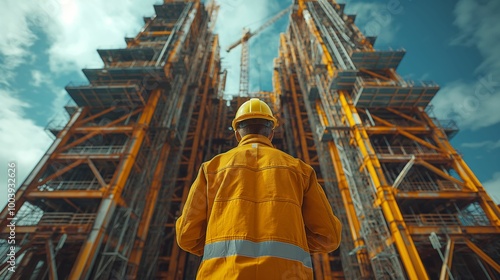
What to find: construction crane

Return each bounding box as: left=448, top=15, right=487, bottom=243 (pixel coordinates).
left=226, top=5, right=292, bottom=96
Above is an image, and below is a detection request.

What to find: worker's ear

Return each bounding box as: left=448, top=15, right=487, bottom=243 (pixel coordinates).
left=235, top=130, right=242, bottom=142
left=268, top=130, right=274, bottom=141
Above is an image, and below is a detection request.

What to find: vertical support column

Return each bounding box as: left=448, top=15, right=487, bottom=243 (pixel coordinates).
left=128, top=143, right=171, bottom=277
left=420, top=111, right=500, bottom=226
left=69, top=89, right=161, bottom=280
left=338, top=91, right=429, bottom=280
left=317, top=97, right=372, bottom=278
left=46, top=239, right=59, bottom=280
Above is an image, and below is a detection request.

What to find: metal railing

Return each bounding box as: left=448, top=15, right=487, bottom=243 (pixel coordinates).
left=38, top=213, right=97, bottom=226
left=109, top=60, right=158, bottom=68
left=65, top=145, right=124, bottom=155
left=398, top=180, right=461, bottom=192
left=404, top=213, right=490, bottom=227
left=374, top=145, right=438, bottom=155
left=38, top=180, right=101, bottom=191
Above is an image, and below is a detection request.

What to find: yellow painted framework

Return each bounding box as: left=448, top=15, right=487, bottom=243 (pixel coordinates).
left=315, top=101, right=372, bottom=278
left=338, top=91, right=429, bottom=279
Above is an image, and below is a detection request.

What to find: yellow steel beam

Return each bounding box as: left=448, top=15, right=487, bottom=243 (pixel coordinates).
left=386, top=107, right=425, bottom=126
left=143, top=31, right=172, bottom=36
left=279, top=34, right=292, bottom=76
left=361, top=109, right=443, bottom=152
left=69, top=89, right=161, bottom=280
left=414, top=159, right=465, bottom=187
left=395, top=191, right=476, bottom=200
left=298, top=0, right=306, bottom=17
left=320, top=253, right=333, bottom=280
left=169, top=37, right=219, bottom=278
left=46, top=239, right=58, bottom=280
left=164, top=2, right=201, bottom=79
left=87, top=158, right=108, bottom=188
left=359, top=110, right=395, bottom=127
left=302, top=9, right=335, bottom=78
left=0, top=226, right=37, bottom=234
left=407, top=226, right=499, bottom=235
left=419, top=111, right=500, bottom=226
left=128, top=143, right=171, bottom=277
left=34, top=159, right=85, bottom=188
left=290, top=75, right=311, bottom=163
left=127, top=15, right=155, bottom=47
left=312, top=254, right=325, bottom=280
left=396, top=129, right=443, bottom=153
left=315, top=101, right=372, bottom=277
left=338, top=91, right=429, bottom=280
left=76, top=106, right=116, bottom=126
left=58, top=108, right=142, bottom=153
left=73, top=126, right=134, bottom=133
left=27, top=190, right=103, bottom=199
left=439, top=238, right=455, bottom=280
left=365, top=126, right=430, bottom=134
left=359, top=109, right=443, bottom=152
left=464, top=238, right=500, bottom=273
left=359, top=68, right=392, bottom=81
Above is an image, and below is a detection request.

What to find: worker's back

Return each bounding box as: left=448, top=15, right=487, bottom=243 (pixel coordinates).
left=176, top=134, right=341, bottom=279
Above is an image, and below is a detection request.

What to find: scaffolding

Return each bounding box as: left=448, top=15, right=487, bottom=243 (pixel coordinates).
left=0, top=1, right=220, bottom=279
left=1, top=0, right=499, bottom=279
left=271, top=0, right=500, bottom=279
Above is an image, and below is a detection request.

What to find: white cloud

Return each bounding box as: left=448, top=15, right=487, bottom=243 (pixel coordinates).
left=40, top=0, right=157, bottom=73
left=462, top=140, right=500, bottom=150
left=0, top=89, right=52, bottom=208
left=430, top=77, right=500, bottom=130
left=31, top=70, right=45, bottom=87
left=0, top=0, right=38, bottom=86
left=343, top=2, right=400, bottom=46
left=483, top=172, right=500, bottom=204
left=431, top=0, right=500, bottom=130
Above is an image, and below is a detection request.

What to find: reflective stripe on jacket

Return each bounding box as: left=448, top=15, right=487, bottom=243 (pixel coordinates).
left=176, top=134, right=341, bottom=279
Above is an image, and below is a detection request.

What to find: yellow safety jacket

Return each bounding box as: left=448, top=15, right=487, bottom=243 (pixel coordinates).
left=176, top=134, right=341, bottom=279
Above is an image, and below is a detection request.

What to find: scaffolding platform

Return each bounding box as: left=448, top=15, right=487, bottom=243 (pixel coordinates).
left=330, top=70, right=358, bottom=90
left=436, top=118, right=459, bottom=139
left=154, top=3, right=188, bottom=20
left=352, top=77, right=439, bottom=108
left=66, top=83, right=149, bottom=107
left=83, top=67, right=168, bottom=85
left=351, top=49, right=406, bottom=70
left=337, top=3, right=346, bottom=14
left=98, top=48, right=156, bottom=63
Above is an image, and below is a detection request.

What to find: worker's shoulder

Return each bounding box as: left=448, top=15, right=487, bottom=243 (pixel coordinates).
left=202, top=148, right=239, bottom=169
left=263, top=146, right=315, bottom=175
left=202, top=146, right=313, bottom=174
left=280, top=150, right=314, bottom=171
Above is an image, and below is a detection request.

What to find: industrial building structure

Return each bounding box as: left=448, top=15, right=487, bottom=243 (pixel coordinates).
left=1, top=0, right=499, bottom=279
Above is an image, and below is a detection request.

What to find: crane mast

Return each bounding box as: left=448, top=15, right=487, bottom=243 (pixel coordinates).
left=226, top=5, right=292, bottom=96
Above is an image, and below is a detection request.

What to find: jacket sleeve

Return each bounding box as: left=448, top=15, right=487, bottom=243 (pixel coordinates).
left=302, top=169, right=342, bottom=253
left=175, top=164, right=208, bottom=256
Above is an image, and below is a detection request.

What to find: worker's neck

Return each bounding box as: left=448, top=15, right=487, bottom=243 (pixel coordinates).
left=238, top=134, right=272, bottom=146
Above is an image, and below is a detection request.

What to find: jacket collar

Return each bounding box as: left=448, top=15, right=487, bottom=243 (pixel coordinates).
left=238, top=134, right=273, bottom=147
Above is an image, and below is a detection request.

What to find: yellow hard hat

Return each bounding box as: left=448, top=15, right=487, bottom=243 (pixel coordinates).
left=232, top=98, right=278, bottom=130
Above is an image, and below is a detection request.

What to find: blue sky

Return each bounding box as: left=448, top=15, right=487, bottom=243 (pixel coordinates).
left=0, top=0, right=499, bottom=206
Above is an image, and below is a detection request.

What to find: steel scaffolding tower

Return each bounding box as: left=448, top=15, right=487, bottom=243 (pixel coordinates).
left=0, top=0, right=221, bottom=279
left=273, top=0, right=500, bottom=279
left=1, top=0, right=500, bottom=279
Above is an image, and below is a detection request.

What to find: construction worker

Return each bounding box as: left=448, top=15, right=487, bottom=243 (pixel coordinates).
left=176, top=98, right=341, bottom=279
